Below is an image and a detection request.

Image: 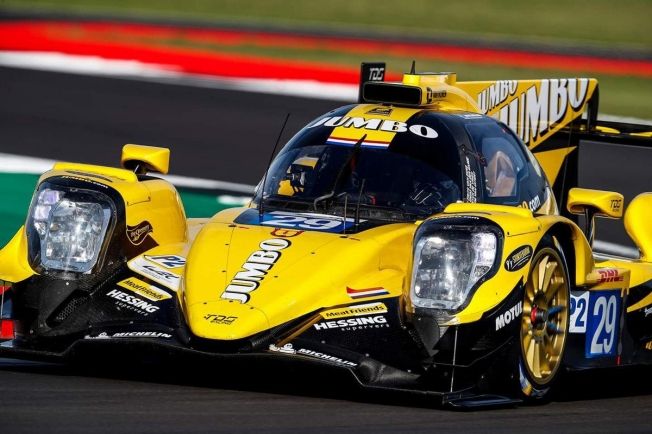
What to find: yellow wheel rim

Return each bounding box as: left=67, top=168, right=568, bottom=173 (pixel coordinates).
left=520, top=247, right=569, bottom=385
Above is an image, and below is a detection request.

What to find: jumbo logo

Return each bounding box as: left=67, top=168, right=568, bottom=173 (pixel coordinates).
left=220, top=238, right=291, bottom=303
left=477, top=80, right=518, bottom=113
left=478, top=78, right=590, bottom=146
left=308, top=116, right=438, bottom=139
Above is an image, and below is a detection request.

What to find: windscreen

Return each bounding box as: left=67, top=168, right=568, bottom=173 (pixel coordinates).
left=254, top=109, right=464, bottom=222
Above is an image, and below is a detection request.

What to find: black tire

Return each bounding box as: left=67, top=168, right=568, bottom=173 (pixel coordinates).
left=513, top=235, right=570, bottom=402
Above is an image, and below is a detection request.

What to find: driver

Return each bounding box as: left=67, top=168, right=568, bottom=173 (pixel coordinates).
left=401, top=166, right=461, bottom=214
left=277, top=156, right=318, bottom=196
left=482, top=137, right=517, bottom=197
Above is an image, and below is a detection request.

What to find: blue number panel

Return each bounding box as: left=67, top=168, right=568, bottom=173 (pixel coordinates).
left=585, top=290, right=622, bottom=359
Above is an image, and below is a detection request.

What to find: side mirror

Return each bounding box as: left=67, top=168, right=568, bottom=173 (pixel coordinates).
left=121, top=144, right=170, bottom=175
left=566, top=187, right=624, bottom=246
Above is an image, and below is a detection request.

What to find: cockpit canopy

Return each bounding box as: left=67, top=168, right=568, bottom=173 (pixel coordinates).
left=254, top=105, right=554, bottom=223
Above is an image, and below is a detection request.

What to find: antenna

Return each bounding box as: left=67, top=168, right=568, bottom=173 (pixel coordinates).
left=354, top=178, right=366, bottom=231
left=342, top=193, right=348, bottom=234
left=410, top=60, right=416, bottom=74
left=259, top=113, right=291, bottom=219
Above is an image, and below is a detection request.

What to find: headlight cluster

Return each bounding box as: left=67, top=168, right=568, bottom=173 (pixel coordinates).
left=28, top=184, right=114, bottom=274
left=410, top=227, right=498, bottom=311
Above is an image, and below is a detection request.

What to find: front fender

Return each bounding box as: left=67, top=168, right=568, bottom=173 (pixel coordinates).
left=536, top=215, right=594, bottom=287
left=443, top=209, right=590, bottom=325
left=0, top=226, right=35, bottom=283
left=421, top=203, right=542, bottom=325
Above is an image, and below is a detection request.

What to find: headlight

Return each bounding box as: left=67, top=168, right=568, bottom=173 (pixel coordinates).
left=28, top=183, right=114, bottom=274
left=410, top=229, right=498, bottom=311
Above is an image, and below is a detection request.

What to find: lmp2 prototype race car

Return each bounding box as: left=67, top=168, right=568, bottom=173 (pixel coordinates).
left=1, top=62, right=652, bottom=408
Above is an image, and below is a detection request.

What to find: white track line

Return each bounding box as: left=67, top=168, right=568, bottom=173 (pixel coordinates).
left=0, top=51, right=358, bottom=101
left=2, top=51, right=649, bottom=124
left=0, top=152, right=254, bottom=194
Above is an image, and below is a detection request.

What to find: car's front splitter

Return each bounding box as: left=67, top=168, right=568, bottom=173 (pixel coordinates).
left=0, top=336, right=520, bottom=409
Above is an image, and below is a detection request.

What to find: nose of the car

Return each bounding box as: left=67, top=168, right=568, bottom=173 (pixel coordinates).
left=187, top=299, right=269, bottom=341
left=183, top=215, right=414, bottom=341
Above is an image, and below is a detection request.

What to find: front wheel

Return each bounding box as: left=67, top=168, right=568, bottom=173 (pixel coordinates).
left=515, top=236, right=570, bottom=401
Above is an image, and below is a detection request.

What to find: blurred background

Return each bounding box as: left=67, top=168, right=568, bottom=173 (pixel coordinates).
left=0, top=0, right=651, bottom=249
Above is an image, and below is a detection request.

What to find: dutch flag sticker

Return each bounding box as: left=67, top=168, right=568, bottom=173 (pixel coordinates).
left=346, top=287, right=390, bottom=299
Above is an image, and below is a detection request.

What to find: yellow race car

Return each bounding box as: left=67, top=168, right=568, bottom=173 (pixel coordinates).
left=1, top=62, right=651, bottom=408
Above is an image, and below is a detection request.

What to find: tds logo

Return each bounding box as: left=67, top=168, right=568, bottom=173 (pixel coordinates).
left=204, top=314, right=237, bottom=325
left=368, top=67, right=385, bottom=81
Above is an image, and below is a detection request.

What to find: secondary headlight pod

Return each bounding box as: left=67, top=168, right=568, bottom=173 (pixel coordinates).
left=410, top=223, right=500, bottom=312
left=27, top=183, right=115, bottom=274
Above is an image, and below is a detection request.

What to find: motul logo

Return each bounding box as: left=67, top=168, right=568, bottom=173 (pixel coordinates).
left=495, top=302, right=522, bottom=331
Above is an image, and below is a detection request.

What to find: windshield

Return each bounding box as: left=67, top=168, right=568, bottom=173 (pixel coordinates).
left=254, top=112, right=463, bottom=222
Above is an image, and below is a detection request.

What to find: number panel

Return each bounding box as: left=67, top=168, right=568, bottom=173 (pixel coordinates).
left=585, top=290, right=622, bottom=359
left=570, top=290, right=589, bottom=333
left=261, top=211, right=359, bottom=233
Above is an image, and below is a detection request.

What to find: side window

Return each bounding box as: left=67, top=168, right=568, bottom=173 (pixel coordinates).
left=465, top=121, right=527, bottom=199
left=481, top=137, right=526, bottom=197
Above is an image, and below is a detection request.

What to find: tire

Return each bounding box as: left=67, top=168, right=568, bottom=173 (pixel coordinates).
left=514, top=235, right=570, bottom=402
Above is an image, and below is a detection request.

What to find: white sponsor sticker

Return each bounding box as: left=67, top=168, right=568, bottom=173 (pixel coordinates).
left=117, top=277, right=172, bottom=302
left=84, top=331, right=172, bottom=339
left=570, top=290, right=589, bottom=333
left=128, top=256, right=182, bottom=291
left=144, top=254, right=186, bottom=269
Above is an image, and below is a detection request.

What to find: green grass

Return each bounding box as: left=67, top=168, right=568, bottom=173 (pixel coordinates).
left=0, top=173, right=36, bottom=247
left=4, top=0, right=652, bottom=50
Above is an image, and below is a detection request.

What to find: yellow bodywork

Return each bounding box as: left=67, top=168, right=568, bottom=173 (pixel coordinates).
left=0, top=154, right=188, bottom=282
left=567, top=188, right=624, bottom=218
left=624, top=193, right=652, bottom=262
left=0, top=227, right=32, bottom=283
left=0, top=68, right=648, bottom=346
left=1, top=150, right=649, bottom=342
left=121, top=144, right=170, bottom=174
left=183, top=208, right=410, bottom=340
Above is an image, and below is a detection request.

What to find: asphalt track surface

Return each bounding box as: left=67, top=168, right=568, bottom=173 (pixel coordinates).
left=0, top=66, right=340, bottom=185
left=2, top=67, right=652, bottom=432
